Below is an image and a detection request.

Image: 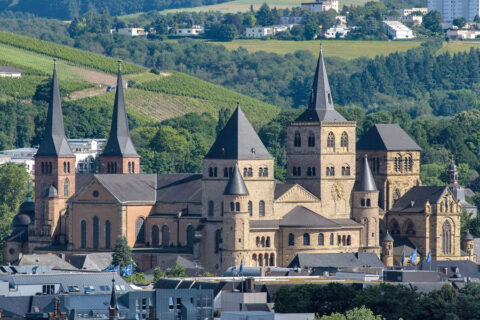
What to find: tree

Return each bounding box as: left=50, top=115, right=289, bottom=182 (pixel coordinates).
left=153, top=16, right=169, bottom=34
left=165, top=262, right=187, bottom=277
left=423, top=10, right=443, bottom=33
left=304, top=21, right=319, bottom=40
left=453, top=17, right=467, bottom=29
left=216, top=24, right=237, bottom=41
left=243, top=13, right=256, bottom=28
left=256, top=3, right=275, bottom=26
left=0, top=163, right=29, bottom=238
left=153, top=267, right=165, bottom=283
left=111, top=236, right=132, bottom=270
left=317, top=306, right=385, bottom=320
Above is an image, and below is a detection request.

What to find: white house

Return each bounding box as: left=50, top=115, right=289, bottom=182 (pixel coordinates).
left=402, top=7, right=428, bottom=16
left=0, top=148, right=36, bottom=174
left=245, top=25, right=292, bottom=38
left=324, top=25, right=350, bottom=38
left=383, top=20, right=415, bottom=39
left=176, top=25, right=204, bottom=36
left=0, top=66, right=21, bottom=78
left=301, top=0, right=339, bottom=13
left=447, top=29, right=480, bottom=39
left=117, top=28, right=148, bottom=36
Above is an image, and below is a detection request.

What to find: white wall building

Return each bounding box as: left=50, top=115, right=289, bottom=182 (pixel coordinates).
left=245, top=25, right=292, bottom=38
left=402, top=7, right=428, bottom=15
left=0, top=66, right=21, bottom=78
left=383, top=20, right=415, bottom=39
left=117, top=28, right=148, bottom=36
left=446, top=29, right=480, bottom=38
left=176, top=25, right=204, bottom=36
left=428, top=0, right=480, bottom=22
left=0, top=139, right=106, bottom=175
left=301, top=0, right=339, bottom=13
left=324, top=25, right=350, bottom=38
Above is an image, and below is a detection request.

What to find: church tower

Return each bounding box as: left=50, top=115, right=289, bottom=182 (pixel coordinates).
left=286, top=48, right=356, bottom=218
left=352, top=155, right=380, bottom=253
left=201, top=105, right=274, bottom=272
left=34, top=59, right=75, bottom=240
left=221, top=164, right=250, bottom=271
left=100, top=61, right=140, bottom=174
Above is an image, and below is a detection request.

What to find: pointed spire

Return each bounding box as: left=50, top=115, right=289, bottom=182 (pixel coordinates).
left=294, top=48, right=346, bottom=122
left=224, top=163, right=249, bottom=196
left=206, top=104, right=272, bottom=160
left=358, top=155, right=377, bottom=192
left=102, top=60, right=138, bottom=157
left=36, top=59, right=74, bottom=157
left=463, top=230, right=474, bottom=241
left=109, top=278, right=118, bottom=312
left=382, top=231, right=393, bottom=242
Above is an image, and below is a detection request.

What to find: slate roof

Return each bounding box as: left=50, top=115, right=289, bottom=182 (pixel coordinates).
left=224, top=165, right=249, bottom=196
left=279, top=206, right=345, bottom=228
left=156, top=173, right=202, bottom=203
left=295, top=48, right=346, bottom=122
left=356, top=154, right=377, bottom=192
left=463, top=231, right=474, bottom=241
left=288, top=252, right=384, bottom=268
left=18, top=254, right=77, bottom=270
left=95, top=174, right=156, bottom=203
left=0, top=296, right=53, bottom=318
left=36, top=63, right=74, bottom=157
left=390, top=186, right=447, bottom=213
left=382, top=231, right=394, bottom=242
left=0, top=66, right=21, bottom=74
left=274, top=182, right=296, bottom=200
left=102, top=63, right=138, bottom=157
left=68, top=252, right=113, bottom=271
left=393, top=237, right=416, bottom=256
left=205, top=106, right=272, bottom=160
left=357, top=124, right=421, bottom=151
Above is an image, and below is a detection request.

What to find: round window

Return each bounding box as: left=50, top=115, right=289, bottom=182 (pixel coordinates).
left=93, top=190, right=99, bottom=198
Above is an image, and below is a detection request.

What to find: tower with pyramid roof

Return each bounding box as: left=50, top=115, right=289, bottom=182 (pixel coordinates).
left=286, top=48, right=356, bottom=218
left=34, top=59, right=76, bottom=241
left=201, top=104, right=275, bottom=272
left=352, top=155, right=380, bottom=252
left=100, top=60, right=140, bottom=174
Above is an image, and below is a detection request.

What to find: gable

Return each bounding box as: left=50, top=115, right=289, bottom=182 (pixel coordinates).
left=71, top=179, right=118, bottom=203
left=275, top=184, right=319, bottom=203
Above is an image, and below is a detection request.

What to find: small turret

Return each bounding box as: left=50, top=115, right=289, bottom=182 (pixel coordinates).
left=381, top=231, right=394, bottom=266
left=448, top=156, right=458, bottom=185
left=462, top=231, right=475, bottom=259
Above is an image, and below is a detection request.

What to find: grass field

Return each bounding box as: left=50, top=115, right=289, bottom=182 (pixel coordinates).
left=439, top=41, right=480, bottom=55
left=209, top=39, right=423, bottom=59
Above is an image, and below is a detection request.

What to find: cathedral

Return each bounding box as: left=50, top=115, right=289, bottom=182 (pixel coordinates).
left=3, top=51, right=474, bottom=272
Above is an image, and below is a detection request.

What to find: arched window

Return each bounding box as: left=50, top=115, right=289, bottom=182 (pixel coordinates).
left=131, top=162, right=135, bottom=173
left=318, top=233, right=324, bottom=245
left=224, top=168, right=229, bottom=177
left=248, top=201, right=253, bottom=216
left=340, top=132, right=348, bottom=151
left=256, top=236, right=260, bottom=247
left=408, top=157, right=413, bottom=172
left=404, top=156, right=408, bottom=172
left=252, top=254, right=257, bottom=266
left=259, top=254, right=264, bottom=267
left=128, top=162, right=131, bottom=173
left=215, top=229, right=221, bottom=253
left=303, top=233, right=310, bottom=245
left=266, top=236, right=271, bottom=247
left=259, top=168, right=263, bottom=177
left=107, top=162, right=111, bottom=173
left=293, top=167, right=297, bottom=176
left=312, top=167, right=316, bottom=176
left=259, top=201, right=265, bottom=216
left=235, top=202, right=240, bottom=212
left=243, top=168, right=248, bottom=177
left=48, top=162, right=52, bottom=174
left=114, top=162, right=117, bottom=173
left=308, top=131, right=315, bottom=147
left=63, top=178, right=70, bottom=196
left=263, top=167, right=268, bottom=177
left=93, top=216, right=99, bottom=249
left=81, top=220, right=87, bottom=249
left=136, top=217, right=145, bottom=244
left=105, top=220, right=111, bottom=249
left=361, top=199, right=366, bottom=207
left=261, top=237, right=265, bottom=247
left=186, top=225, right=195, bottom=247
left=390, top=219, right=400, bottom=235
left=347, top=235, right=351, bottom=246
left=269, top=254, right=275, bottom=266
left=342, top=235, right=346, bottom=246
left=405, top=220, right=416, bottom=235
left=330, top=233, right=334, bottom=245
left=162, top=225, right=170, bottom=247
left=366, top=199, right=371, bottom=207
left=342, top=166, right=350, bottom=176
left=307, top=167, right=312, bottom=176
left=208, top=201, right=214, bottom=216
left=152, top=225, right=160, bottom=247
left=327, top=132, right=335, bottom=151
left=41, top=162, right=45, bottom=174
left=294, top=131, right=301, bottom=147
left=288, top=233, right=295, bottom=246
left=248, top=168, right=253, bottom=177
left=442, top=221, right=452, bottom=254
left=63, top=162, right=67, bottom=173
left=230, top=202, right=235, bottom=212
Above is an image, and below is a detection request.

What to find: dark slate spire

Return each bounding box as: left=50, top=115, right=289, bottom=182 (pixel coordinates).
left=36, top=59, right=74, bottom=157
left=463, top=231, right=474, bottom=241
left=295, top=46, right=346, bottom=122
left=357, top=154, right=377, bottom=192
left=103, top=60, right=138, bottom=157
left=206, top=104, right=272, bottom=160
left=109, top=278, right=118, bottom=320
left=382, top=231, right=393, bottom=242
left=224, top=164, right=249, bottom=196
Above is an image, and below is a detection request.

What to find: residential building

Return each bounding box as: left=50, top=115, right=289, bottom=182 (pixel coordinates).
left=3, top=54, right=469, bottom=273
left=0, top=66, right=21, bottom=78
left=384, top=15, right=423, bottom=25
left=324, top=25, right=350, bottom=38
left=383, top=20, right=415, bottom=39
left=68, top=139, right=105, bottom=173
left=279, top=16, right=304, bottom=24
left=446, top=29, right=480, bottom=39
left=245, top=25, right=292, bottom=38
left=301, top=0, right=339, bottom=12
left=402, top=7, right=428, bottom=15
left=0, top=148, right=36, bottom=174
left=428, top=0, right=480, bottom=22
left=117, top=28, right=147, bottom=36
left=175, top=25, right=204, bottom=36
